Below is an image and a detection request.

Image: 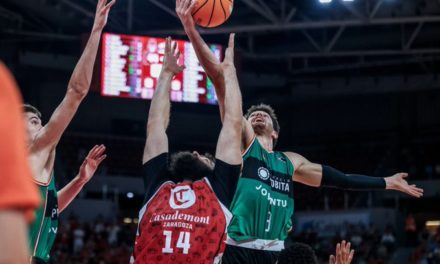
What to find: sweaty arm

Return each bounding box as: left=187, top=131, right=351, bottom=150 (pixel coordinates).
left=182, top=25, right=254, bottom=149
left=215, top=34, right=242, bottom=165
left=176, top=0, right=225, bottom=120
left=286, top=152, right=423, bottom=197
left=142, top=38, right=185, bottom=164
left=285, top=152, right=385, bottom=190
left=211, top=34, right=242, bottom=206
left=31, top=0, right=115, bottom=152
left=58, top=145, right=106, bottom=213
left=175, top=0, right=254, bottom=149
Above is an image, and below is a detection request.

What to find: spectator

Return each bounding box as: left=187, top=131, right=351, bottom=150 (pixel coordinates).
left=381, top=226, right=396, bottom=252
left=406, top=214, right=418, bottom=247
left=73, top=226, right=85, bottom=254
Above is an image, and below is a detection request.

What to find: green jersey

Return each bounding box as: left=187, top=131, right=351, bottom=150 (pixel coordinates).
left=227, top=138, right=294, bottom=249
left=29, top=174, right=59, bottom=262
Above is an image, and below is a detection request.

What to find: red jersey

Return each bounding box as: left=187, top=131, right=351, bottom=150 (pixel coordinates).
left=132, top=153, right=240, bottom=264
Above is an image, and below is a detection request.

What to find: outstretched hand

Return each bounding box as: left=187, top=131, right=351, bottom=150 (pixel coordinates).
left=176, top=0, right=197, bottom=29
left=220, top=33, right=236, bottom=70
left=78, top=144, right=107, bottom=184
left=385, top=173, right=424, bottom=198
left=330, top=240, right=354, bottom=264
left=93, top=0, right=116, bottom=31
left=162, top=37, right=185, bottom=75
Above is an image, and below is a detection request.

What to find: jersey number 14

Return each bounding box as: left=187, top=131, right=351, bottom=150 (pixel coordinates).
left=162, top=230, right=191, bottom=254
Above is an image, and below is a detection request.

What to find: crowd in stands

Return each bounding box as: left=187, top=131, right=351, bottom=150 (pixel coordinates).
left=50, top=216, right=135, bottom=264
left=409, top=226, right=440, bottom=264
left=48, top=214, right=440, bottom=263
left=290, top=222, right=397, bottom=263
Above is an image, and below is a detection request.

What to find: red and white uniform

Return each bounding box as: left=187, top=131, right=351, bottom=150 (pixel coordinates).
left=132, top=153, right=240, bottom=264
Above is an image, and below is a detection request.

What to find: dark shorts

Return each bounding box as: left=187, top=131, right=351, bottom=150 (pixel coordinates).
left=31, top=257, right=49, bottom=264
left=222, top=244, right=280, bottom=264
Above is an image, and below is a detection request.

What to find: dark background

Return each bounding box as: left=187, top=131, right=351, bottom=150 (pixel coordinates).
left=1, top=0, right=440, bottom=263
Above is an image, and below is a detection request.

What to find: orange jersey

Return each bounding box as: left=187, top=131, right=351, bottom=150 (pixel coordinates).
left=0, top=63, right=40, bottom=221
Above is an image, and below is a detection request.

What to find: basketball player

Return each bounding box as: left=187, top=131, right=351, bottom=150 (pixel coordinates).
left=176, top=1, right=424, bottom=263
left=25, top=0, right=115, bottom=262
left=0, top=63, right=41, bottom=264
left=131, top=34, right=242, bottom=263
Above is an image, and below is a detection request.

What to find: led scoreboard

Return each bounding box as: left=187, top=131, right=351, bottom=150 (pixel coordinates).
left=101, top=33, right=222, bottom=104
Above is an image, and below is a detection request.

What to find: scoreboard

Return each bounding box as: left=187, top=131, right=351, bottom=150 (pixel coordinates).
left=101, top=33, right=222, bottom=104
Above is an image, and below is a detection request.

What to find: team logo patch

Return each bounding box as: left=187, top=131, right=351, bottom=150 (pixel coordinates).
left=169, top=186, right=196, bottom=209
left=258, top=167, right=270, bottom=180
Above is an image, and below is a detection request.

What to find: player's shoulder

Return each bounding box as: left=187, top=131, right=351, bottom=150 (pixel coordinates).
left=282, top=151, right=307, bottom=167
left=283, top=151, right=300, bottom=159
left=29, top=130, right=57, bottom=155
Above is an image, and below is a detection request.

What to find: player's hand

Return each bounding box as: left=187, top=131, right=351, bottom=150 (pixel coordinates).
left=384, top=173, right=424, bottom=198
left=176, top=0, right=197, bottom=29
left=162, top=37, right=185, bottom=75
left=93, top=0, right=116, bottom=31
left=78, top=144, right=107, bottom=184
left=220, top=33, right=235, bottom=71
left=330, top=240, right=354, bottom=264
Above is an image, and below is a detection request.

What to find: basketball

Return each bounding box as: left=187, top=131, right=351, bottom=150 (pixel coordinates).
left=192, top=0, right=233, bottom=28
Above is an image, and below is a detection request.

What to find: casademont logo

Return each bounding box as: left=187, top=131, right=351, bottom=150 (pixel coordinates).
left=169, top=186, right=196, bottom=209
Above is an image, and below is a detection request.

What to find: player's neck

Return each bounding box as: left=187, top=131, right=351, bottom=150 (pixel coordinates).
left=256, top=135, right=274, bottom=152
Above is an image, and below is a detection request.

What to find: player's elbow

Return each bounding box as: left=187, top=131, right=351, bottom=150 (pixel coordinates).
left=67, top=83, right=88, bottom=99
left=223, top=115, right=242, bottom=129
left=146, top=119, right=166, bottom=134
left=223, top=117, right=242, bottom=136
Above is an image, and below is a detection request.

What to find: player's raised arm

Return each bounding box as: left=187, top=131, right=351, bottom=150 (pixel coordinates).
left=176, top=0, right=226, bottom=118
left=286, top=152, right=424, bottom=198
left=176, top=1, right=255, bottom=149
left=215, top=34, right=242, bottom=165
left=31, top=0, right=116, bottom=152
left=142, top=38, right=185, bottom=164
left=58, top=145, right=106, bottom=213
left=330, top=240, right=354, bottom=264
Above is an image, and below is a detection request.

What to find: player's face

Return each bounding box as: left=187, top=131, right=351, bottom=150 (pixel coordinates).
left=247, top=111, right=274, bottom=134
left=192, top=151, right=215, bottom=170
left=25, top=112, right=42, bottom=145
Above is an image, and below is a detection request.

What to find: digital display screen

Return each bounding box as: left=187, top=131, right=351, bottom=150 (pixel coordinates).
left=101, top=33, right=222, bottom=104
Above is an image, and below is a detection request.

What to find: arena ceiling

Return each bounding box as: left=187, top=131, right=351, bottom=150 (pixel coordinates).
left=2, top=0, right=440, bottom=76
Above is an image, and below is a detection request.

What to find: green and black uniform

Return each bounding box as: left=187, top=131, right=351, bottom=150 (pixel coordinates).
left=29, top=174, right=59, bottom=263
left=223, top=138, right=295, bottom=264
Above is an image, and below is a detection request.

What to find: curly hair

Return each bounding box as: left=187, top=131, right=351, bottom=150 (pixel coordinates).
left=169, top=151, right=214, bottom=182
left=277, top=243, right=318, bottom=264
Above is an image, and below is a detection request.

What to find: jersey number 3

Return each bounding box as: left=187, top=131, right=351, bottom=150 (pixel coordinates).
left=162, top=230, right=191, bottom=254
left=265, top=211, right=272, bottom=232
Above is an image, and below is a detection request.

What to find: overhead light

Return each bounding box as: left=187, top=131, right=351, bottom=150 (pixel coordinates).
left=319, top=0, right=332, bottom=3
left=426, top=220, right=440, bottom=227
left=123, top=217, right=132, bottom=224
left=343, top=0, right=354, bottom=2
left=127, top=192, right=134, bottom=199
